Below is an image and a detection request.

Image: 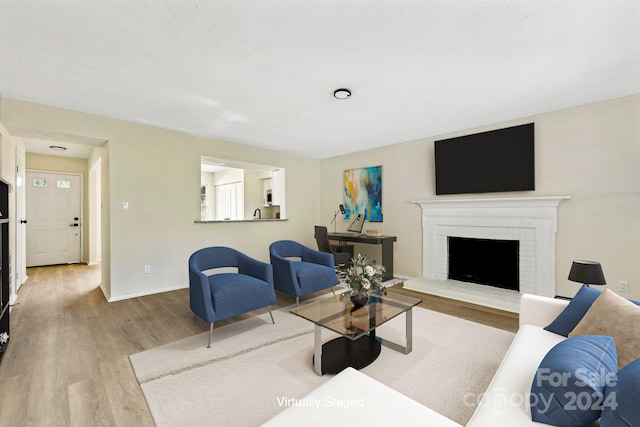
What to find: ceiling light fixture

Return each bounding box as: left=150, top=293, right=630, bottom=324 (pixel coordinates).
left=49, top=145, right=67, bottom=151
left=333, top=88, right=351, bottom=100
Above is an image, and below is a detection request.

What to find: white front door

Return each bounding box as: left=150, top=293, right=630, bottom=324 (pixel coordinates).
left=26, top=171, right=82, bottom=267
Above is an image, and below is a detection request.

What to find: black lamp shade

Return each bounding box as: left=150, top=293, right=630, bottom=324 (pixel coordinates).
left=568, top=260, right=606, bottom=286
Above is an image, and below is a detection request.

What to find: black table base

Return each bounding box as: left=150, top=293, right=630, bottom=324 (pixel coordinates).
left=314, top=333, right=382, bottom=375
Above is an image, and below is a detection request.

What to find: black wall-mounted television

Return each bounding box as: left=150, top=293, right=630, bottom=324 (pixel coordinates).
left=434, top=123, right=535, bottom=195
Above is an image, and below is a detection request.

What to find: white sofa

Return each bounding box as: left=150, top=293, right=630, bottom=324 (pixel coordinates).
left=465, top=293, right=571, bottom=426
left=264, top=294, right=574, bottom=426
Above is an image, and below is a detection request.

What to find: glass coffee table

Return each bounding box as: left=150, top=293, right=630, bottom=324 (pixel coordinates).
left=290, top=291, right=422, bottom=376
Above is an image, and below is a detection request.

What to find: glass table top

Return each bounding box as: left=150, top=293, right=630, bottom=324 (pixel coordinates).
left=290, top=290, right=422, bottom=340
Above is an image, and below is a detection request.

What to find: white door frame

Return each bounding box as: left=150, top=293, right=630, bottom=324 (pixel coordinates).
left=26, top=169, right=84, bottom=265
left=88, top=158, right=101, bottom=265
left=15, top=146, right=26, bottom=290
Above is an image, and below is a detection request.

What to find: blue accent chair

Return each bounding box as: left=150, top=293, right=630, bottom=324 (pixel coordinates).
left=189, top=246, right=276, bottom=348
left=269, top=240, right=339, bottom=306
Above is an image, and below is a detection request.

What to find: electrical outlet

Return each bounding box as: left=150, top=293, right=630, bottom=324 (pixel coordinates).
left=144, top=265, right=151, bottom=274
left=618, top=280, right=628, bottom=293
left=122, top=201, right=129, bottom=210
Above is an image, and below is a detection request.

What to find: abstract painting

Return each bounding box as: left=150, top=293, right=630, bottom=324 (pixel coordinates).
left=343, top=165, right=382, bottom=222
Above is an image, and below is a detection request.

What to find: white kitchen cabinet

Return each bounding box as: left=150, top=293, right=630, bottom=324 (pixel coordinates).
left=271, top=169, right=285, bottom=211
left=263, top=178, right=272, bottom=207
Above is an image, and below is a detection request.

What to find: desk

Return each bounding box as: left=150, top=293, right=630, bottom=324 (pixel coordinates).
left=328, top=233, right=396, bottom=280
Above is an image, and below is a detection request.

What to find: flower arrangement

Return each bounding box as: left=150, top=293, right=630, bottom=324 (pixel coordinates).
left=0, top=332, right=8, bottom=355
left=338, top=253, right=386, bottom=296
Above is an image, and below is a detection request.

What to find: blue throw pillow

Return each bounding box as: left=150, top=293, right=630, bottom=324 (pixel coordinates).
left=530, top=335, right=618, bottom=427
left=601, top=358, right=640, bottom=426
left=545, top=286, right=640, bottom=337
left=544, top=286, right=601, bottom=336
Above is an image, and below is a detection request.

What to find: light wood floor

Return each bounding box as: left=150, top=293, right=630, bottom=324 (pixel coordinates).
left=0, top=264, right=518, bottom=427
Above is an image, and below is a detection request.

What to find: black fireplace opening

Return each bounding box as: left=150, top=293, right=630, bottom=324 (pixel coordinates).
left=448, top=237, right=519, bottom=291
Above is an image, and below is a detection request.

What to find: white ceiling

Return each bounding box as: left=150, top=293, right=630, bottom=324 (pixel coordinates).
left=1, top=1, right=639, bottom=159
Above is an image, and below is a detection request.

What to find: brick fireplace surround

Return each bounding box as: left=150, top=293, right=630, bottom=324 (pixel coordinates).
left=406, top=196, right=570, bottom=312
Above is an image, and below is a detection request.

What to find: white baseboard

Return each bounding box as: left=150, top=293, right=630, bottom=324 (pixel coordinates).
left=107, top=284, right=188, bottom=302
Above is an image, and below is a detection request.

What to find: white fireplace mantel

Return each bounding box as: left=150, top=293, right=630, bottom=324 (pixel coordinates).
left=412, top=196, right=570, bottom=298
left=412, top=196, right=571, bottom=212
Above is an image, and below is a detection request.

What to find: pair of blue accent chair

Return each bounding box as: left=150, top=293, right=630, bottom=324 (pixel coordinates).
left=189, top=246, right=276, bottom=348
left=269, top=240, right=339, bottom=306
left=188, top=242, right=339, bottom=348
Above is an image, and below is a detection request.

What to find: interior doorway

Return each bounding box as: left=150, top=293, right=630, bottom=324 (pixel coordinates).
left=10, top=131, right=106, bottom=296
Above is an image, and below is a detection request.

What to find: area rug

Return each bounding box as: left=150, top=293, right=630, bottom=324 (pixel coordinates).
left=129, top=304, right=514, bottom=426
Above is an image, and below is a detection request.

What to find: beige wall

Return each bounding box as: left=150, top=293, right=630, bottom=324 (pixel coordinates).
left=319, top=94, right=640, bottom=299
left=1, top=98, right=320, bottom=301
left=26, top=152, right=88, bottom=173
left=1, top=94, right=638, bottom=301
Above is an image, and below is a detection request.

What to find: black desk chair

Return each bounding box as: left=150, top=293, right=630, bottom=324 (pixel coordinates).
left=314, top=225, right=354, bottom=268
